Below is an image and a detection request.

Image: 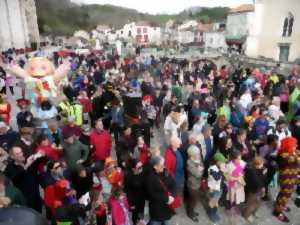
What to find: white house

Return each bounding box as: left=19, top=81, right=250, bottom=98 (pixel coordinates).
left=178, top=20, right=198, bottom=31
left=92, top=25, right=112, bottom=42
left=245, top=0, right=300, bottom=62
left=122, top=22, right=137, bottom=40
left=0, top=0, right=40, bottom=51
left=226, top=4, right=255, bottom=53
left=135, top=21, right=161, bottom=45
left=204, top=31, right=227, bottom=53
left=177, top=28, right=195, bottom=44
left=117, top=22, right=161, bottom=45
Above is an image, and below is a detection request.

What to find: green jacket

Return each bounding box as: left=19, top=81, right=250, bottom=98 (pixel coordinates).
left=59, top=102, right=83, bottom=126
left=288, top=87, right=300, bottom=121
left=63, top=140, right=89, bottom=171
left=5, top=185, right=26, bottom=206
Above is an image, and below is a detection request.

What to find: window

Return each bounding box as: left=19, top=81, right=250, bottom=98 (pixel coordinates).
left=143, top=28, right=147, bottom=33
left=288, top=16, right=294, bottom=36
left=282, top=18, right=288, bottom=36
left=282, top=13, right=294, bottom=37
left=137, top=28, right=141, bottom=34
left=144, top=35, right=149, bottom=42
left=136, top=35, right=142, bottom=43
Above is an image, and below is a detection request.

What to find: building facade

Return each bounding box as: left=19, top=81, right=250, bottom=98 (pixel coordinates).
left=226, top=4, right=255, bottom=53
left=0, top=0, right=40, bottom=51
left=246, top=0, right=300, bottom=62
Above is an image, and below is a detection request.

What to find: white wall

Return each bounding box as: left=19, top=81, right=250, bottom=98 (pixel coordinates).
left=226, top=12, right=254, bottom=38
left=245, top=1, right=264, bottom=57
left=246, top=0, right=300, bottom=62
left=178, top=30, right=194, bottom=44
left=8, top=0, right=27, bottom=49
left=205, top=32, right=227, bottom=50
left=0, top=0, right=12, bottom=50
left=0, top=0, right=28, bottom=51
left=0, top=0, right=38, bottom=51
left=148, top=27, right=161, bottom=44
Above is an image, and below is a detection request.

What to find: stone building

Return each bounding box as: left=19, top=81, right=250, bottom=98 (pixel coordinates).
left=0, top=0, right=40, bottom=51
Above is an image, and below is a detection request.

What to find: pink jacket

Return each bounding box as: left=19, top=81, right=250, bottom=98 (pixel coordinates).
left=109, top=196, right=130, bottom=225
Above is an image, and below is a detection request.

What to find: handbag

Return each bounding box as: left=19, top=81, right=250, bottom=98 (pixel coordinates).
left=159, top=179, right=181, bottom=210
left=200, top=178, right=208, bottom=192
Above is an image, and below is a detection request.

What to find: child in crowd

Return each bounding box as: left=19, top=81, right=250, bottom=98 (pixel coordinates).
left=207, top=152, right=227, bottom=223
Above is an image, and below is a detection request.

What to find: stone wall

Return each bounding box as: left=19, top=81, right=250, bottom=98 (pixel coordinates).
left=225, top=54, right=300, bottom=75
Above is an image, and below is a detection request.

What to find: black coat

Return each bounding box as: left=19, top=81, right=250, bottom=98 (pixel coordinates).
left=245, top=166, right=266, bottom=194
left=124, top=170, right=146, bottom=208
left=5, top=160, right=42, bottom=212
left=146, top=169, right=175, bottom=221
left=117, top=135, right=136, bottom=161
left=71, top=171, right=93, bottom=198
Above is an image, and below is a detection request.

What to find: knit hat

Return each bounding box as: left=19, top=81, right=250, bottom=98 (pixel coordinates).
left=213, top=152, right=226, bottom=163
left=17, top=98, right=30, bottom=108
left=187, top=145, right=200, bottom=157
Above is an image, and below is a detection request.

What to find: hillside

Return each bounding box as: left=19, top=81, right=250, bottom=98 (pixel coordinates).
left=35, top=0, right=229, bottom=36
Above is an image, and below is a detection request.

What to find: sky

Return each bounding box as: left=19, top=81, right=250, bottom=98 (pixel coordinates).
left=71, top=0, right=254, bottom=14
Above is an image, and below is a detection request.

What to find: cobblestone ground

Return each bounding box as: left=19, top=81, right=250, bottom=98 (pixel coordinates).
left=7, top=86, right=300, bottom=225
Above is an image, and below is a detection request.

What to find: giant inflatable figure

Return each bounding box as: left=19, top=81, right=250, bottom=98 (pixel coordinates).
left=0, top=57, right=70, bottom=112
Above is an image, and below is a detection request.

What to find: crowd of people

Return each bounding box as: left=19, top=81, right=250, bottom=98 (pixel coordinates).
left=0, top=47, right=299, bottom=225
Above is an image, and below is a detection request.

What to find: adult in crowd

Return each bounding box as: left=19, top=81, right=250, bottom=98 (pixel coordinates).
left=146, top=156, right=176, bottom=225
left=90, top=119, right=112, bottom=163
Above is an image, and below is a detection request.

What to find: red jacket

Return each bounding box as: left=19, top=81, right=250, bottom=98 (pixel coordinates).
left=78, top=97, right=92, bottom=113
left=139, top=144, right=149, bottom=165
left=90, top=129, right=112, bottom=161
left=164, top=147, right=177, bottom=176
left=44, top=181, right=68, bottom=210
left=36, top=144, right=62, bottom=173
left=37, top=144, right=62, bottom=160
